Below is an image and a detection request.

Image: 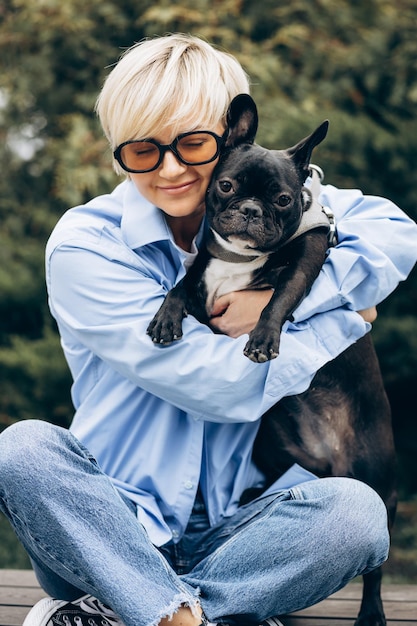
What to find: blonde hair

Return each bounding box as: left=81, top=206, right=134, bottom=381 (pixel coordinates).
left=95, top=34, right=250, bottom=174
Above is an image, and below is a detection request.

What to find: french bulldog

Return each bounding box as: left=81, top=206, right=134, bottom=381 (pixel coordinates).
left=147, top=94, right=330, bottom=362
left=147, top=94, right=396, bottom=626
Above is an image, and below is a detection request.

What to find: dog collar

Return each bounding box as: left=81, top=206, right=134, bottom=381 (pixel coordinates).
left=205, top=233, right=263, bottom=263
left=286, top=165, right=337, bottom=247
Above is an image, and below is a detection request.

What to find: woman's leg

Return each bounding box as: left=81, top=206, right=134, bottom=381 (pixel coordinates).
left=0, top=420, right=200, bottom=626
left=182, top=477, right=390, bottom=625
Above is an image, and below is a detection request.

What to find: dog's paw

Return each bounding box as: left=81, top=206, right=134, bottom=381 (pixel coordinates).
left=243, top=330, right=280, bottom=363
left=354, top=611, right=386, bottom=626
left=243, top=346, right=279, bottom=363
left=146, top=313, right=184, bottom=345
left=354, top=616, right=386, bottom=626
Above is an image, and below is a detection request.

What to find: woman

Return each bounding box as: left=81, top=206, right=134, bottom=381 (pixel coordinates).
left=1, top=33, right=416, bottom=626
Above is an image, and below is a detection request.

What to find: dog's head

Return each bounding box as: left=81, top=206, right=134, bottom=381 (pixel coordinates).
left=206, top=94, right=328, bottom=254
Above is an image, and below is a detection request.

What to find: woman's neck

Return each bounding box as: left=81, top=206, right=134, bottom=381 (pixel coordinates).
left=165, top=214, right=204, bottom=252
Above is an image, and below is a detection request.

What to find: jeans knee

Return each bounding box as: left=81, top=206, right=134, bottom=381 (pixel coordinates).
left=295, top=476, right=389, bottom=571
left=330, top=477, right=390, bottom=565
left=0, top=420, right=60, bottom=487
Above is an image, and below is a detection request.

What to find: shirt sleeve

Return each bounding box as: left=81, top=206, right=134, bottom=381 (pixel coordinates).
left=293, top=184, right=417, bottom=321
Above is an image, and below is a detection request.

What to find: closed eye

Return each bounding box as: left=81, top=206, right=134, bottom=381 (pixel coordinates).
left=134, top=147, right=157, bottom=156
left=181, top=139, right=206, bottom=147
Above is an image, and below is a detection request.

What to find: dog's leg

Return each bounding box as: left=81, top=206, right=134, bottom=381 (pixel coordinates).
left=147, top=250, right=211, bottom=344
left=355, top=484, right=397, bottom=626
left=355, top=568, right=385, bottom=626
left=146, top=283, right=190, bottom=344
left=253, top=335, right=396, bottom=626
left=244, top=230, right=328, bottom=362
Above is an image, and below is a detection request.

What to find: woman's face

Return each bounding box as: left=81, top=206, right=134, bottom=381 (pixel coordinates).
left=129, top=123, right=225, bottom=222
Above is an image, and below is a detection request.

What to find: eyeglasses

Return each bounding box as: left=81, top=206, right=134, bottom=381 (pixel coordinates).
left=113, top=131, right=224, bottom=173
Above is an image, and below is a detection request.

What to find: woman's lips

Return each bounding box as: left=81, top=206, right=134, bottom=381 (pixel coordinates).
left=158, top=180, right=197, bottom=195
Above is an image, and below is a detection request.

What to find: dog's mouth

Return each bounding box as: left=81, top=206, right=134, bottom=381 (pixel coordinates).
left=209, top=229, right=267, bottom=259
left=211, top=208, right=281, bottom=250
left=227, top=235, right=261, bottom=251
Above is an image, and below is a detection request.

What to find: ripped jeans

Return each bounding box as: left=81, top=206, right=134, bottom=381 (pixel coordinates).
left=0, top=420, right=389, bottom=626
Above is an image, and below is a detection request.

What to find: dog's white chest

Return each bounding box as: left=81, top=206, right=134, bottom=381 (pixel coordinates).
left=204, top=257, right=266, bottom=313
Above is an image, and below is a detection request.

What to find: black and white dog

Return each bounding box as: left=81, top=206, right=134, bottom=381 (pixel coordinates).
left=148, top=94, right=396, bottom=626
left=147, top=94, right=330, bottom=361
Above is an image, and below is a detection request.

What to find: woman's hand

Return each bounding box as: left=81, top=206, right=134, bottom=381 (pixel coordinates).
left=358, top=307, right=377, bottom=323
left=209, top=290, right=378, bottom=338
left=209, top=289, right=274, bottom=337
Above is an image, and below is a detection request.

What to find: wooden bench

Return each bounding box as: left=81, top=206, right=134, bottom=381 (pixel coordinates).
left=1, top=570, right=416, bottom=626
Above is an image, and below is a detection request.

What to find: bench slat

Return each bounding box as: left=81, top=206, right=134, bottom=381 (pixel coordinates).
left=1, top=571, right=416, bottom=626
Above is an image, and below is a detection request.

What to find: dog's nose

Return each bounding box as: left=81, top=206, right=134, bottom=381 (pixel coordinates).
left=239, top=202, right=263, bottom=219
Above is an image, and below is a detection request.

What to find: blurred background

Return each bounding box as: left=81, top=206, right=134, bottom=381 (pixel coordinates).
left=0, top=0, right=416, bottom=580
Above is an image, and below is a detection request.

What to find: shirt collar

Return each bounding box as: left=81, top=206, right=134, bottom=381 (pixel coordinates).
left=120, top=179, right=206, bottom=252
left=120, top=180, right=172, bottom=250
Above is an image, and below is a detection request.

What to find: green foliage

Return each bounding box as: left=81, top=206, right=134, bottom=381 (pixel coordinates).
left=0, top=513, right=31, bottom=569
left=0, top=327, right=72, bottom=428
left=384, top=499, right=417, bottom=583
left=0, top=0, right=417, bottom=572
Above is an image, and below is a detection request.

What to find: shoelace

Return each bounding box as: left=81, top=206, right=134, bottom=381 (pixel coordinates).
left=77, top=596, right=122, bottom=625
left=50, top=596, right=123, bottom=626
left=57, top=612, right=116, bottom=626
left=262, top=618, right=285, bottom=626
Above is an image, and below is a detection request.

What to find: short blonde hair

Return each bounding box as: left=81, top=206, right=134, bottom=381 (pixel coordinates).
left=95, top=33, right=250, bottom=174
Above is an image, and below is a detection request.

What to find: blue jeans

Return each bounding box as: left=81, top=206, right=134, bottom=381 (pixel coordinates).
left=0, top=420, right=389, bottom=626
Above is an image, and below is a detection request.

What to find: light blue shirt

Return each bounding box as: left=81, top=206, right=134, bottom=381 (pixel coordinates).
left=45, top=179, right=417, bottom=546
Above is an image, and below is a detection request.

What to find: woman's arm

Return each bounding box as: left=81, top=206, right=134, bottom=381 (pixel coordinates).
left=293, top=184, right=417, bottom=321
left=209, top=291, right=377, bottom=337
left=46, top=187, right=416, bottom=423
left=47, top=239, right=367, bottom=423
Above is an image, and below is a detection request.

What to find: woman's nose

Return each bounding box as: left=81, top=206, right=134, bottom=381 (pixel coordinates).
left=158, top=150, right=187, bottom=178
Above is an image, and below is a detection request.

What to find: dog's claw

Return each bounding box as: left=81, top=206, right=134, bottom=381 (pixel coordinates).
left=147, top=301, right=187, bottom=346
left=244, top=344, right=279, bottom=363
left=244, top=326, right=281, bottom=362
left=244, top=349, right=268, bottom=363
left=150, top=333, right=183, bottom=345
left=147, top=314, right=184, bottom=345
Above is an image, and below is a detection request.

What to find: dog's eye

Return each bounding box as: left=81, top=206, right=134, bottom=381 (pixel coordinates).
left=218, top=180, right=233, bottom=193
left=278, top=194, right=291, bottom=207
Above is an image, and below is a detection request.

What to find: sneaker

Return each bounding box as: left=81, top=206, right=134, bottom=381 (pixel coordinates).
left=261, top=618, right=285, bottom=626
left=22, top=594, right=124, bottom=626
left=22, top=598, right=284, bottom=626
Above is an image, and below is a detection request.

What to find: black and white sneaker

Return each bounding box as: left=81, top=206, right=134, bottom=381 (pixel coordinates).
left=23, top=597, right=284, bottom=626
left=22, top=594, right=124, bottom=626
left=261, top=618, right=285, bottom=626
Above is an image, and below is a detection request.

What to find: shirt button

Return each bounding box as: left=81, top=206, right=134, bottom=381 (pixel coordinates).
left=172, top=529, right=179, bottom=538
left=184, top=481, right=193, bottom=490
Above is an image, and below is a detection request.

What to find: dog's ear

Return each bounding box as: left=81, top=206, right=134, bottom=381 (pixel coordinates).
left=223, top=94, right=258, bottom=148
left=286, top=120, right=329, bottom=181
